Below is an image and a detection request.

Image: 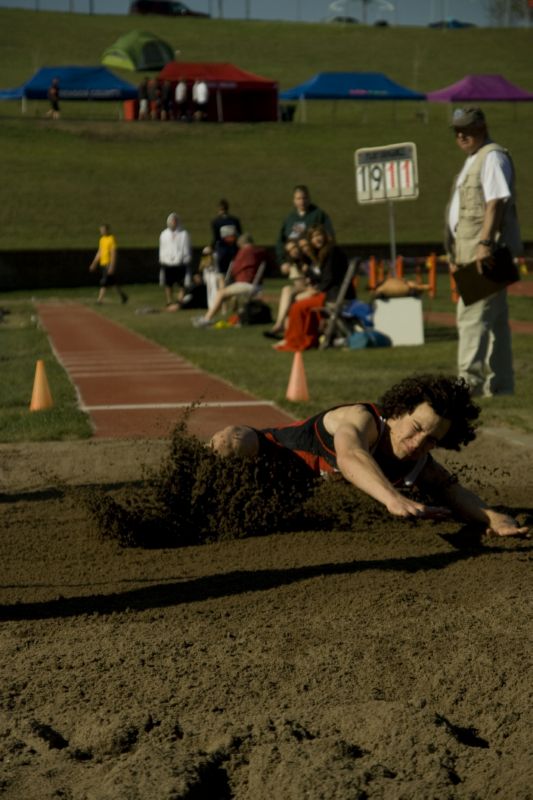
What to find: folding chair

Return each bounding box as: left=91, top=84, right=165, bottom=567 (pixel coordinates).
left=318, top=258, right=359, bottom=349
left=224, top=260, right=266, bottom=314
left=248, top=260, right=266, bottom=299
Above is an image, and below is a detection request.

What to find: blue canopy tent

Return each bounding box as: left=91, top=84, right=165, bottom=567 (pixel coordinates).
left=0, top=66, right=138, bottom=111
left=279, top=71, right=426, bottom=121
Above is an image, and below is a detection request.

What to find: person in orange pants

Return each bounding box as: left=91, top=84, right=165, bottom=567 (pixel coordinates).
left=273, top=224, right=353, bottom=352
left=273, top=291, right=327, bottom=351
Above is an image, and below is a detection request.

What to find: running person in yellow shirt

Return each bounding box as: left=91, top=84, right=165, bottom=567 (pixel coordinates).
left=89, top=223, right=128, bottom=305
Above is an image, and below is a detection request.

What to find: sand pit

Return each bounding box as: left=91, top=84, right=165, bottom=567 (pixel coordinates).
left=1, top=428, right=531, bottom=799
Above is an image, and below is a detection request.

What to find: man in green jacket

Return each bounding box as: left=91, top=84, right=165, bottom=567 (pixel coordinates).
left=275, top=185, right=335, bottom=264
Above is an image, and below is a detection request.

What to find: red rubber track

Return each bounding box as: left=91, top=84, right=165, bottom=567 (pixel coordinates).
left=37, top=303, right=293, bottom=440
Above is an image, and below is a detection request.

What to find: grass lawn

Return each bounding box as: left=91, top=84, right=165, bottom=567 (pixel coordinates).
left=1, top=10, right=533, bottom=249
left=1, top=274, right=532, bottom=442
left=1, top=10, right=531, bottom=443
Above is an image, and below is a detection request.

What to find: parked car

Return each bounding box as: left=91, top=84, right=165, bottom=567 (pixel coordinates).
left=326, top=16, right=359, bottom=24
left=129, top=1, right=210, bottom=17
left=428, top=19, right=476, bottom=28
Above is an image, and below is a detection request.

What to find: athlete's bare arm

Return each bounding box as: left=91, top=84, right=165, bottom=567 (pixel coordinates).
left=325, top=406, right=449, bottom=520
left=419, top=458, right=528, bottom=537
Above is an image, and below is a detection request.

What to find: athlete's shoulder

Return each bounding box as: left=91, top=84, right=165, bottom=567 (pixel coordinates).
left=323, top=403, right=380, bottom=430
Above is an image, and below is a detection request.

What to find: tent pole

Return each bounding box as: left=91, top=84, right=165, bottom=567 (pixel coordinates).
left=300, top=95, right=306, bottom=123
left=388, top=201, right=397, bottom=272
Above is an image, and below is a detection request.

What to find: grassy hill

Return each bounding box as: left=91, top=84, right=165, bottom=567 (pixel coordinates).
left=1, top=8, right=532, bottom=249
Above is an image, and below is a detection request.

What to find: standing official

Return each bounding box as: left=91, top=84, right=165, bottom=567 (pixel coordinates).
left=445, top=107, right=522, bottom=397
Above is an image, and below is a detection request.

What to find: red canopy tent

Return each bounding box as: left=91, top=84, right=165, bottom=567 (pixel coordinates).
left=158, top=62, right=278, bottom=122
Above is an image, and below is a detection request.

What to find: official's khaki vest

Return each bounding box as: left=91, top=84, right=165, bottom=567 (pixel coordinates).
left=449, top=142, right=522, bottom=265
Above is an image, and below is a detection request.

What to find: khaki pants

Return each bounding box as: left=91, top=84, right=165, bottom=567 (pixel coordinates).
left=456, top=288, right=514, bottom=397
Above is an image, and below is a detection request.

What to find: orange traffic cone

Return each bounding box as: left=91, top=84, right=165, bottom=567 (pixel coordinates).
left=286, top=351, right=309, bottom=402
left=29, top=359, right=54, bottom=411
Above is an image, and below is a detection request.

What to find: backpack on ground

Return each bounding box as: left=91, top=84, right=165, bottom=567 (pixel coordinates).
left=239, top=299, right=273, bottom=325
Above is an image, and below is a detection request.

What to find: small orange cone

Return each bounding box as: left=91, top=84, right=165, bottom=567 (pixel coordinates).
left=29, top=359, right=54, bottom=412
left=286, top=351, right=309, bottom=402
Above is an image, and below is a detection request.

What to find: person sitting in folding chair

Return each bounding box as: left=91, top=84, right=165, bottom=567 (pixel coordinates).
left=272, top=225, right=355, bottom=352
left=192, top=233, right=266, bottom=327
left=264, top=240, right=317, bottom=339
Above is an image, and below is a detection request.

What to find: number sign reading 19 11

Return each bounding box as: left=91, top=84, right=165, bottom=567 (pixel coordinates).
left=355, top=142, right=418, bottom=204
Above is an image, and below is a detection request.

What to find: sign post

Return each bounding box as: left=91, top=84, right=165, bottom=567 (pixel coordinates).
left=355, top=142, right=419, bottom=274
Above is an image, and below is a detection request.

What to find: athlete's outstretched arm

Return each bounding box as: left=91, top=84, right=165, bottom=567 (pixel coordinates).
left=331, top=407, right=449, bottom=521
left=419, top=459, right=528, bottom=537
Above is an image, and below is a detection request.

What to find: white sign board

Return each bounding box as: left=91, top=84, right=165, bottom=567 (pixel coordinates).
left=355, top=142, right=418, bottom=204
left=373, top=297, right=425, bottom=346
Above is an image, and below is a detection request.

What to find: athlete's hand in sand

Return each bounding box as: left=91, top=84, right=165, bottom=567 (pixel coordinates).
left=485, top=512, right=529, bottom=537
left=386, top=495, right=451, bottom=521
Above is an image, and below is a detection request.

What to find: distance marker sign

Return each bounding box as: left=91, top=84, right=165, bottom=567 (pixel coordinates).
left=355, top=142, right=418, bottom=204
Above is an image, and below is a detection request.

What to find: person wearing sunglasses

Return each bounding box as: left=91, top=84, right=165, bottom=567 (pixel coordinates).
left=445, top=107, right=523, bottom=398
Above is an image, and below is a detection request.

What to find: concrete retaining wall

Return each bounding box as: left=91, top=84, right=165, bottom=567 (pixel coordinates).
left=0, top=242, right=495, bottom=292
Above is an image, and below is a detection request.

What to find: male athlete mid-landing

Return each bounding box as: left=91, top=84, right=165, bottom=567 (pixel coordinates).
left=210, top=374, right=527, bottom=538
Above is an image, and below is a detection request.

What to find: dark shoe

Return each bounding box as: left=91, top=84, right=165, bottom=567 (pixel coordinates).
left=263, top=330, right=283, bottom=340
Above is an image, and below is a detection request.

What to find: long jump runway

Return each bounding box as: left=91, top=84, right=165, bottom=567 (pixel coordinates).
left=37, top=303, right=293, bottom=440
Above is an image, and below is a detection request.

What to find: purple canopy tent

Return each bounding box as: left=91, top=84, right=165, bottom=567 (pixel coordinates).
left=427, top=74, right=533, bottom=102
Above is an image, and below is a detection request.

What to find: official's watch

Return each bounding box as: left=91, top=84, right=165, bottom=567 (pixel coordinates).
left=478, top=239, right=493, bottom=247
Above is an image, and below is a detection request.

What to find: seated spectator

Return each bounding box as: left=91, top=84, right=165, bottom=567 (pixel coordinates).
left=192, top=233, right=266, bottom=327
left=272, top=225, right=354, bottom=352
left=166, top=273, right=208, bottom=312
left=281, top=240, right=308, bottom=289
left=198, top=245, right=224, bottom=310
left=264, top=240, right=315, bottom=339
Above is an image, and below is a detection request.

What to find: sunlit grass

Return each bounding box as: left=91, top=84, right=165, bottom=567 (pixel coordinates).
left=1, top=278, right=532, bottom=442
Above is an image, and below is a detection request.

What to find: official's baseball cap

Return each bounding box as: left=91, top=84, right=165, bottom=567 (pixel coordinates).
left=450, top=107, right=486, bottom=129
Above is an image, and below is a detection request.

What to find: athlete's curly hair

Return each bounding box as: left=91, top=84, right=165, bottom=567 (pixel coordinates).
left=378, top=374, right=480, bottom=451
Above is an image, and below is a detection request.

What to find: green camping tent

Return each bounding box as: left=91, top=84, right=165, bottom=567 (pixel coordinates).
left=102, top=30, right=175, bottom=72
